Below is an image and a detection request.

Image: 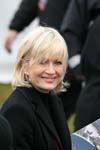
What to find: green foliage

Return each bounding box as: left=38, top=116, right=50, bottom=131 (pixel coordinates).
left=0, top=84, right=12, bottom=107
left=68, top=114, right=75, bottom=133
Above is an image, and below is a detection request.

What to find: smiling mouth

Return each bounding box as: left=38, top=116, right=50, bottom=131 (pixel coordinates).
left=42, top=77, right=56, bottom=79
left=42, top=77, right=56, bottom=83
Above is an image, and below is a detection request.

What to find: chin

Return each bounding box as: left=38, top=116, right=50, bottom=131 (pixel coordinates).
left=41, top=86, right=56, bottom=91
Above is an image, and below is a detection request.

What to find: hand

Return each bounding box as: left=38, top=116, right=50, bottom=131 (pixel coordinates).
left=96, top=145, right=100, bottom=150
left=4, top=30, right=18, bottom=53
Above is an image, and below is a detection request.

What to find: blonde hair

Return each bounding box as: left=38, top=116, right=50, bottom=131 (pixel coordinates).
left=12, top=26, right=69, bottom=92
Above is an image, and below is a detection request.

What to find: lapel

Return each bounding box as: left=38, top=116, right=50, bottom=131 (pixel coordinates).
left=18, top=87, right=62, bottom=148
left=35, top=97, right=62, bottom=148
left=50, top=91, right=71, bottom=150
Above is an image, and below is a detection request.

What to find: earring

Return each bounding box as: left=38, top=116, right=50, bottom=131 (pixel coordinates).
left=24, top=73, right=32, bottom=85
left=24, top=73, right=31, bottom=82
left=24, top=74, right=29, bottom=81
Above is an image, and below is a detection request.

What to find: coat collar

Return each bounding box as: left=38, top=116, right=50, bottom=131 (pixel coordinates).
left=17, top=87, right=71, bottom=149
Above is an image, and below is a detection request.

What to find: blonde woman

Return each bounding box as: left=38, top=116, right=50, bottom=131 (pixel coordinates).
left=1, top=26, right=71, bottom=150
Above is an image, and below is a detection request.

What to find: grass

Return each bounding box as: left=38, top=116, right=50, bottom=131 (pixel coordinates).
left=0, top=83, right=12, bottom=107
left=0, top=83, right=74, bottom=132
left=68, top=114, right=75, bottom=133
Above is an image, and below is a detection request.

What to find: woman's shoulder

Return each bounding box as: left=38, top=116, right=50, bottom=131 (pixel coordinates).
left=0, top=87, right=35, bottom=116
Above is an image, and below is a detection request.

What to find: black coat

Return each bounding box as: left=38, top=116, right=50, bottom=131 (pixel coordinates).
left=0, top=115, right=13, bottom=150
left=9, top=0, right=70, bottom=32
left=9, top=0, right=38, bottom=32
left=61, top=0, right=100, bottom=130
left=0, top=87, right=71, bottom=150
left=61, top=0, right=100, bottom=58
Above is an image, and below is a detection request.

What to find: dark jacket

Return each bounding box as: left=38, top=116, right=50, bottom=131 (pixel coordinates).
left=39, top=0, right=70, bottom=30
left=61, top=0, right=100, bottom=130
left=0, top=87, right=71, bottom=150
left=9, top=0, right=70, bottom=32
left=9, top=0, right=38, bottom=32
left=0, top=115, right=13, bottom=150
left=61, top=0, right=100, bottom=58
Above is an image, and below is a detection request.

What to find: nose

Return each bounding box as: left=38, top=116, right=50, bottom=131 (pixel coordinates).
left=46, top=63, right=55, bottom=74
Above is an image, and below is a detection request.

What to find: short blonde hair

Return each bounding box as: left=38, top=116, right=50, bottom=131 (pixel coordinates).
left=12, top=26, right=69, bottom=92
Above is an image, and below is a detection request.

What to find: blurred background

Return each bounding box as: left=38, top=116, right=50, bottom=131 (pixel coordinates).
left=0, top=0, right=38, bottom=106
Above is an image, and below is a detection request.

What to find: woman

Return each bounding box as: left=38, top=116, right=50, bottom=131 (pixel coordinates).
left=1, top=26, right=71, bottom=150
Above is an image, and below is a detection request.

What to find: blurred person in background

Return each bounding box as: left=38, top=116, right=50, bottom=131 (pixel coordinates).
left=61, top=0, right=100, bottom=130
left=1, top=26, right=71, bottom=150
left=4, top=0, right=70, bottom=53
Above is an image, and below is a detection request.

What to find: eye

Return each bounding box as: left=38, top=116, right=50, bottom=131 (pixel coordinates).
left=37, top=59, right=47, bottom=65
left=40, top=61, right=46, bottom=65
left=55, top=61, right=63, bottom=65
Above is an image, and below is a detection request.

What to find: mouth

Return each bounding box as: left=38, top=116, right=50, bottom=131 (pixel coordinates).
left=41, top=77, right=56, bottom=83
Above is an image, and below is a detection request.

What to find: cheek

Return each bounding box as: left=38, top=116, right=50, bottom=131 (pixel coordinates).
left=29, top=68, right=41, bottom=81
left=57, top=68, right=64, bottom=78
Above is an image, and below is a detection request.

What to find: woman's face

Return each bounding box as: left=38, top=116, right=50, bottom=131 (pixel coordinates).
left=26, top=57, right=64, bottom=93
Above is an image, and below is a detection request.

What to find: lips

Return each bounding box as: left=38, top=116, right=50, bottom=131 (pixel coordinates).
left=42, top=77, right=56, bottom=83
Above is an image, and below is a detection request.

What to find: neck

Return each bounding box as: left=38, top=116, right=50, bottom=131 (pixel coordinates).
left=34, top=86, right=50, bottom=94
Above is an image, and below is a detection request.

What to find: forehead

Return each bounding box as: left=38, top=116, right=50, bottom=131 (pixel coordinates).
left=47, top=55, right=63, bottom=60
left=37, top=53, right=64, bottom=61
left=30, top=41, right=66, bottom=63
left=42, top=48, right=65, bottom=59
left=30, top=55, right=64, bottom=65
